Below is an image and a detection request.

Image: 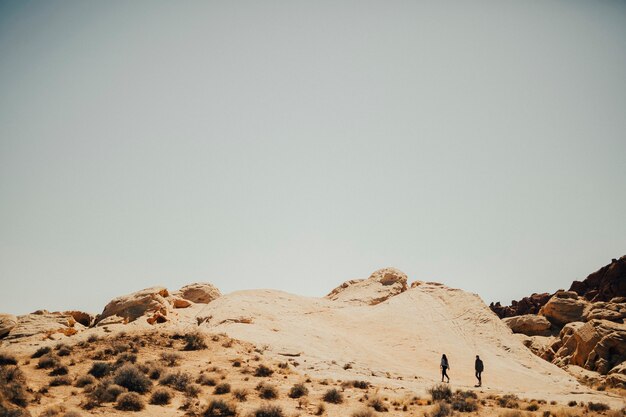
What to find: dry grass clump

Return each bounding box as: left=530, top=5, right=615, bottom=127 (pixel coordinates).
left=87, top=380, right=127, bottom=404
left=139, top=361, right=163, bottom=380
left=74, top=374, right=96, bottom=388
left=587, top=402, right=609, bottom=412
left=254, top=364, right=274, bottom=377
left=450, top=390, right=478, bottom=412
left=567, top=401, right=577, bottom=407
left=214, top=382, right=231, bottom=395
left=39, top=404, right=66, bottom=417
left=257, top=383, right=279, bottom=399
left=0, top=352, right=18, bottom=366
left=32, top=346, right=52, bottom=358
left=183, top=332, right=207, bottom=351
left=526, top=403, right=540, bottom=411
left=429, top=402, right=452, bottom=417
left=185, top=383, right=201, bottom=398
left=150, top=387, right=173, bottom=405
left=49, top=375, right=72, bottom=386
left=116, top=391, right=145, bottom=411
left=49, top=364, right=69, bottom=376
left=88, top=361, right=114, bottom=378
left=160, top=370, right=193, bottom=392
left=232, top=388, right=248, bottom=402
left=55, top=344, right=72, bottom=357
left=429, top=384, right=452, bottom=401
left=369, top=396, right=388, bottom=412
left=349, top=380, right=370, bottom=389
left=497, top=394, right=520, bottom=409
left=288, top=383, right=309, bottom=399
left=115, top=353, right=137, bottom=365
left=0, top=365, right=29, bottom=407
left=254, top=405, right=284, bottom=417
left=203, top=399, right=237, bottom=417
left=160, top=352, right=181, bottom=367
left=113, top=364, right=152, bottom=393
left=322, top=388, right=343, bottom=404
left=197, top=373, right=217, bottom=386
left=352, top=409, right=375, bottom=417
left=37, top=354, right=61, bottom=369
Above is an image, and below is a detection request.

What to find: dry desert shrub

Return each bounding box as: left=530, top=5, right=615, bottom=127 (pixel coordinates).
left=369, top=396, right=388, bottom=412
left=114, top=352, right=137, bottom=365
left=150, top=387, right=173, bottom=405
left=88, top=380, right=126, bottom=404
left=255, top=364, right=274, bottom=377
left=254, top=405, right=284, bottom=417
left=497, top=394, right=520, bottom=409
left=55, top=344, right=72, bottom=357
left=197, top=373, right=217, bottom=386
left=322, top=388, right=343, bottom=404
left=49, top=375, right=72, bottom=386
left=288, top=383, right=308, bottom=399
left=115, top=391, right=145, bottom=411
left=0, top=352, right=18, bottom=366
left=451, top=393, right=478, bottom=412
left=32, top=346, right=52, bottom=358
left=429, top=402, right=452, bottom=417
left=232, top=388, right=248, bottom=402
left=63, top=411, right=82, bottom=417
left=567, top=401, right=577, bottom=407
left=37, top=354, right=61, bottom=369
left=257, top=383, right=278, bottom=399
left=113, top=364, right=152, bottom=393
left=139, top=361, right=163, bottom=380
left=88, top=361, right=113, bottom=378
left=214, top=382, right=231, bottom=395
left=0, top=365, right=29, bottom=407
left=39, top=404, right=66, bottom=417
left=49, top=364, right=69, bottom=376
left=160, top=370, right=192, bottom=392
left=429, top=384, right=452, bottom=401
left=160, top=352, right=181, bottom=367
left=185, top=383, right=202, bottom=397
left=350, top=380, right=370, bottom=389
left=587, top=402, right=610, bottom=412
left=526, top=403, right=540, bottom=411
left=74, top=374, right=95, bottom=388
left=315, top=403, right=325, bottom=415
left=499, top=411, right=523, bottom=417
left=203, top=399, right=237, bottom=417
left=183, top=332, right=207, bottom=351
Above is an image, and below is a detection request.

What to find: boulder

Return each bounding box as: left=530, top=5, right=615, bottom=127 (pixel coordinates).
left=176, top=283, right=221, bottom=304
left=569, top=255, right=626, bottom=302
left=503, top=314, right=552, bottom=336
left=4, top=311, right=82, bottom=340
left=64, top=311, right=95, bottom=327
left=326, top=267, right=408, bottom=305
left=553, top=319, right=626, bottom=376
left=583, top=300, right=626, bottom=323
left=490, top=292, right=552, bottom=319
left=539, top=291, right=589, bottom=325
left=96, top=287, right=171, bottom=324
left=171, top=298, right=192, bottom=309
left=0, top=314, right=17, bottom=338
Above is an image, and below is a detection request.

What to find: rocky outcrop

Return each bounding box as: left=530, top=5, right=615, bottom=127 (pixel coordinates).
left=4, top=311, right=85, bottom=340
left=569, top=255, right=626, bottom=302
left=539, top=291, right=589, bottom=326
left=490, top=293, right=551, bottom=319
left=503, top=314, right=552, bottom=336
left=551, top=320, right=626, bottom=377
left=0, top=314, right=18, bottom=338
left=175, top=283, right=221, bottom=304
left=326, top=267, right=408, bottom=305
left=96, top=287, right=172, bottom=325
left=583, top=298, right=626, bottom=322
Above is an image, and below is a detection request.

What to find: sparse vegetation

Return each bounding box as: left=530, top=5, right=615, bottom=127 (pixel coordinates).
left=203, top=399, right=237, bottom=417
left=150, top=387, right=173, bottom=405
left=214, top=382, right=231, bottom=394
left=113, top=364, right=152, bottom=393
left=429, top=384, right=452, bottom=401
left=322, top=388, right=343, bottom=404
left=50, top=375, right=72, bottom=386
left=526, top=403, right=540, bottom=411
left=288, top=383, right=308, bottom=399
left=349, top=380, right=370, bottom=389
left=89, top=381, right=126, bottom=404
left=160, top=352, right=181, bottom=367
left=116, top=391, right=145, bottom=411
left=233, top=388, right=248, bottom=401
left=56, top=344, right=72, bottom=357
left=0, top=352, right=18, bottom=366
left=88, top=361, right=113, bottom=378
left=37, top=354, right=61, bottom=369
left=254, top=405, right=284, bottom=417
left=429, top=402, right=452, bottom=417
left=0, top=365, right=29, bottom=407
left=497, top=394, right=520, bottom=409
left=258, top=383, right=278, bottom=399
left=74, top=374, right=96, bottom=388
left=352, top=409, right=375, bottom=417
left=183, top=332, right=207, bottom=351
left=32, top=346, right=52, bottom=358
left=50, top=364, right=69, bottom=376
left=587, top=402, right=609, bottom=412
left=160, top=370, right=193, bottom=392
left=197, top=373, right=217, bottom=386
left=567, top=401, right=577, bottom=407
left=369, top=396, right=388, bottom=412
left=255, top=364, right=274, bottom=377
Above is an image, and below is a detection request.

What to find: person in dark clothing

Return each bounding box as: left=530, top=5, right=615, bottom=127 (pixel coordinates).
left=440, top=354, right=450, bottom=383
left=474, top=355, right=483, bottom=387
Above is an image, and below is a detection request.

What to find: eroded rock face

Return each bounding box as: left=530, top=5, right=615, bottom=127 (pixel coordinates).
left=583, top=299, right=626, bottom=323
left=539, top=291, right=589, bottom=326
left=503, top=314, right=552, bottom=336
left=0, top=314, right=18, bottom=338
left=5, top=311, right=83, bottom=340
left=569, top=255, right=626, bottom=302
left=490, top=293, right=552, bottom=319
left=176, top=283, right=221, bottom=304
left=326, top=267, right=408, bottom=305
left=551, top=320, right=626, bottom=376
left=96, top=286, right=171, bottom=325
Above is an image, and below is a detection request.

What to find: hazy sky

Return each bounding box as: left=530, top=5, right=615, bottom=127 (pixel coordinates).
left=1, top=1, right=625, bottom=316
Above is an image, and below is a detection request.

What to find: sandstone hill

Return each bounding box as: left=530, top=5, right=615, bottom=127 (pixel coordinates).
left=1, top=268, right=624, bottom=417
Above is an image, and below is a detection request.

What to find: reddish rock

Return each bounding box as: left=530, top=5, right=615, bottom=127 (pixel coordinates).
left=569, top=255, right=626, bottom=302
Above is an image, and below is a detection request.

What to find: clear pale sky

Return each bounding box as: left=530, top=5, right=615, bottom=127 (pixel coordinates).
left=1, top=1, right=625, bottom=316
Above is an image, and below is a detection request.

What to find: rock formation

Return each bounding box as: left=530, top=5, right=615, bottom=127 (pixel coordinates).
left=175, top=282, right=221, bottom=304
left=0, top=314, right=17, bottom=338
left=325, top=267, right=408, bottom=305
left=95, top=286, right=172, bottom=325
left=503, top=314, right=552, bottom=336
left=569, top=255, right=626, bottom=302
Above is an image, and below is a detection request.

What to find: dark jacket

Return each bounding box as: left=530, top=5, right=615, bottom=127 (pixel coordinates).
left=475, top=358, right=484, bottom=372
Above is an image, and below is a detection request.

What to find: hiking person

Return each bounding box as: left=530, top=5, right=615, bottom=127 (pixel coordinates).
left=475, top=355, right=484, bottom=387
left=440, top=354, right=450, bottom=383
